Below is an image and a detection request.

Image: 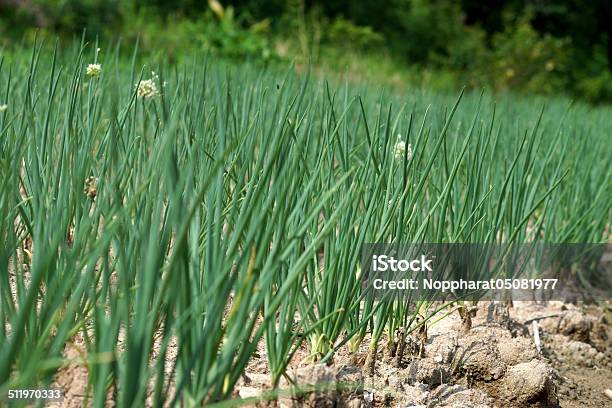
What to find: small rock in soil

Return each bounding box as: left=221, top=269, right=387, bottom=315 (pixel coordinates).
left=501, top=360, right=557, bottom=405
left=498, top=335, right=538, bottom=366
left=292, top=364, right=337, bottom=407
left=458, top=341, right=506, bottom=381
left=426, top=332, right=459, bottom=364
left=238, top=386, right=260, bottom=400
left=407, top=358, right=451, bottom=387
left=400, top=382, right=429, bottom=406
left=558, top=310, right=594, bottom=343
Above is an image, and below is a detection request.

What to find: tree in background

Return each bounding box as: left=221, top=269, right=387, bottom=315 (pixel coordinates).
left=0, top=0, right=610, bottom=102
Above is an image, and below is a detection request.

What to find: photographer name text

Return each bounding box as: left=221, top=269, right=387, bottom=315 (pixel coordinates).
left=370, top=254, right=558, bottom=293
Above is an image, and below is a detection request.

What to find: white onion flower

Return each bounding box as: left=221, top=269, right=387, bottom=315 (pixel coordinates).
left=394, top=140, right=413, bottom=160
left=86, top=63, right=102, bottom=78
left=136, top=72, right=161, bottom=98
left=0, top=104, right=7, bottom=112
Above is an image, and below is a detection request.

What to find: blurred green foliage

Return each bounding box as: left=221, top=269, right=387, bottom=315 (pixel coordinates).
left=0, top=0, right=610, bottom=103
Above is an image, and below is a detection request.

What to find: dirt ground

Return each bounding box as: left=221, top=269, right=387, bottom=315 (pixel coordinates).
left=42, top=300, right=611, bottom=407
left=235, top=301, right=611, bottom=408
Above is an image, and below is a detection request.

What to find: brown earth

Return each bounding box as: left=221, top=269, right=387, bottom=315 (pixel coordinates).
left=234, top=301, right=611, bottom=408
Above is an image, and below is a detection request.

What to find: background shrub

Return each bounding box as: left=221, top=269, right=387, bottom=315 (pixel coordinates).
left=0, top=0, right=610, bottom=103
